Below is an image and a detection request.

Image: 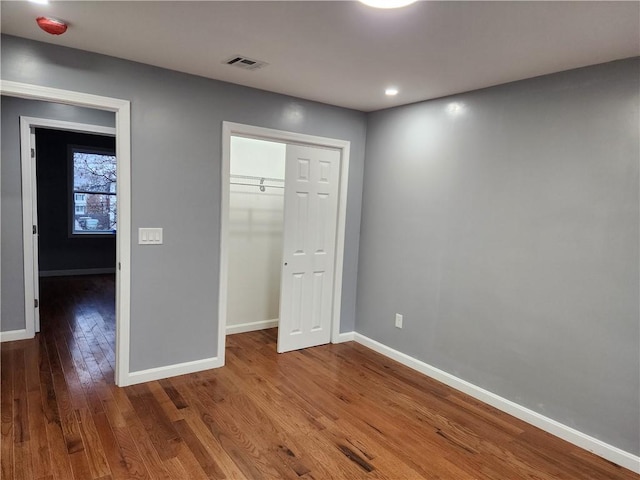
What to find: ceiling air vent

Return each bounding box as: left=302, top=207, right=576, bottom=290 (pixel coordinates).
left=223, top=55, right=268, bottom=71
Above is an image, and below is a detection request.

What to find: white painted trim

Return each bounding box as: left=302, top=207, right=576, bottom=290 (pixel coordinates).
left=333, top=331, right=355, bottom=343
left=219, top=122, right=351, bottom=366
left=0, top=329, right=31, bottom=343
left=20, top=117, right=117, bottom=336
left=1, top=81, right=131, bottom=387
left=331, top=143, right=350, bottom=346
left=126, top=356, right=223, bottom=386
left=226, top=319, right=279, bottom=335
left=1, top=80, right=129, bottom=111
left=353, top=333, right=640, bottom=474
left=29, top=128, right=40, bottom=333
left=39, top=268, right=116, bottom=277
left=115, top=101, right=132, bottom=387
left=19, top=118, right=36, bottom=341
left=19, top=117, right=116, bottom=136
left=218, top=123, right=232, bottom=368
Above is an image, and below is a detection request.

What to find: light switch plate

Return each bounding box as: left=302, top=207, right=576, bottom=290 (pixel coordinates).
left=138, top=227, right=163, bottom=245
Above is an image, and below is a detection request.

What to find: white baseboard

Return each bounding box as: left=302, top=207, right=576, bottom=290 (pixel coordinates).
left=125, top=356, right=222, bottom=386
left=353, top=333, right=640, bottom=474
left=333, top=331, right=355, bottom=343
left=226, top=319, right=278, bottom=335
left=0, top=329, right=32, bottom=343
left=39, top=267, right=116, bottom=277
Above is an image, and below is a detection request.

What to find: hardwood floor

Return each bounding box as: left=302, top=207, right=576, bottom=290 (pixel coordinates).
left=1, top=275, right=638, bottom=479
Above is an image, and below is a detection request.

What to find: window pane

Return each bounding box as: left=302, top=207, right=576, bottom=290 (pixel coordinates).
left=73, top=194, right=117, bottom=233
left=72, top=150, right=117, bottom=234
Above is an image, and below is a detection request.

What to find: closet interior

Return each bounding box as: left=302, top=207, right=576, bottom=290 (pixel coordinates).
left=227, top=136, right=286, bottom=334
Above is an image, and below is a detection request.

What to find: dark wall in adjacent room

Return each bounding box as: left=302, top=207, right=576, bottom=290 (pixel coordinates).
left=36, top=128, right=116, bottom=273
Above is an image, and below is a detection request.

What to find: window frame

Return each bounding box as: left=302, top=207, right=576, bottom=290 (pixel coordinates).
left=68, top=144, right=117, bottom=237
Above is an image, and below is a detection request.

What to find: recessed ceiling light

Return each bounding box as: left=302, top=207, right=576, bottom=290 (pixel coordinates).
left=29, top=0, right=50, bottom=5
left=446, top=102, right=467, bottom=116
left=385, top=87, right=399, bottom=96
left=359, top=0, right=417, bottom=9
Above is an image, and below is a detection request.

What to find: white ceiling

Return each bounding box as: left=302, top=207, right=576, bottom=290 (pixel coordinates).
left=1, top=1, right=638, bottom=112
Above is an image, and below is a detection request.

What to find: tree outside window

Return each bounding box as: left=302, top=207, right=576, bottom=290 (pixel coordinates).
left=72, top=148, right=117, bottom=234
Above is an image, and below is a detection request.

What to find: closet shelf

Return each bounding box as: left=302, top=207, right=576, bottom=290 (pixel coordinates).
left=230, top=174, right=284, bottom=182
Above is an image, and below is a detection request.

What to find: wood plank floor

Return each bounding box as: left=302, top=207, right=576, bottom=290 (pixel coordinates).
left=1, top=274, right=638, bottom=479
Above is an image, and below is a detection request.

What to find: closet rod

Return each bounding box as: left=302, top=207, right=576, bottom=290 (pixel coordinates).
left=230, top=174, right=284, bottom=183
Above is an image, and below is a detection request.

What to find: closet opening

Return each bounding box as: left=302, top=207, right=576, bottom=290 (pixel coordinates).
left=219, top=121, right=351, bottom=362
left=226, top=136, right=286, bottom=337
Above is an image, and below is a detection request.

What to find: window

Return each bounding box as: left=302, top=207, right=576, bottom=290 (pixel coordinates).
left=71, top=147, right=117, bottom=235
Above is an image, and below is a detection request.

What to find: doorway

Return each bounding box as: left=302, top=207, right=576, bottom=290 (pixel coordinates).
left=32, top=125, right=117, bottom=360
left=227, top=136, right=286, bottom=336
left=218, top=122, right=351, bottom=362
left=2, top=81, right=132, bottom=386
left=20, top=116, right=117, bottom=326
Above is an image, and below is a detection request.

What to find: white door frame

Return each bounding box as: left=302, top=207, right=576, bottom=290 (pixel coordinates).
left=1, top=80, right=132, bottom=387
left=20, top=117, right=117, bottom=334
left=218, top=121, right=350, bottom=364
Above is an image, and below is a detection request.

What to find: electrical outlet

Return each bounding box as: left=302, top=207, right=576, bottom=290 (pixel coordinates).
left=395, top=313, right=403, bottom=329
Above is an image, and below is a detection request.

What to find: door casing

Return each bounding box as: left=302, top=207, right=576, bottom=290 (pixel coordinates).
left=20, top=117, right=116, bottom=335
left=219, top=122, right=351, bottom=362
left=1, top=80, right=132, bottom=387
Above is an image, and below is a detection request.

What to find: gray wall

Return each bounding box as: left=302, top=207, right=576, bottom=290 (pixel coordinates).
left=357, top=58, right=640, bottom=454
left=1, top=96, right=115, bottom=331
left=1, top=35, right=366, bottom=371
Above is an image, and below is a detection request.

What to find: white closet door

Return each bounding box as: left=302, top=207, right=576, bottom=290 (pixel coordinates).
left=277, top=144, right=340, bottom=353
